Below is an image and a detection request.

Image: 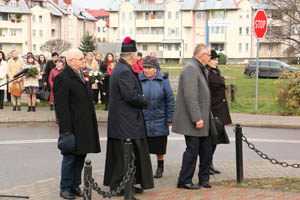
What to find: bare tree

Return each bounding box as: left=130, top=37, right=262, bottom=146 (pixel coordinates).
left=41, top=39, right=72, bottom=55
left=261, top=0, right=300, bottom=57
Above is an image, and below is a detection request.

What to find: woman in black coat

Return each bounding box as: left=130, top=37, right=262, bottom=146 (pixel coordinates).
left=207, top=50, right=232, bottom=175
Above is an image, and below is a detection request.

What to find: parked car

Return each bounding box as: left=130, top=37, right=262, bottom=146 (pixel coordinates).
left=244, top=59, right=299, bottom=78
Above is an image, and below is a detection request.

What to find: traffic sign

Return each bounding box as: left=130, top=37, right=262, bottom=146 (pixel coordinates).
left=254, top=10, right=267, bottom=39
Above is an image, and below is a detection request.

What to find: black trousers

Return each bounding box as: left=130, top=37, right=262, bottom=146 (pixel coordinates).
left=178, top=135, right=212, bottom=184
left=92, top=89, right=99, bottom=104
left=0, top=90, right=4, bottom=105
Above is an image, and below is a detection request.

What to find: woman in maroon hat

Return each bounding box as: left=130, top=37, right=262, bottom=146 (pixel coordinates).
left=206, top=50, right=232, bottom=175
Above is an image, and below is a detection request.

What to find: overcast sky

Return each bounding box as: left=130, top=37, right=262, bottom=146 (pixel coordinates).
left=72, top=0, right=110, bottom=9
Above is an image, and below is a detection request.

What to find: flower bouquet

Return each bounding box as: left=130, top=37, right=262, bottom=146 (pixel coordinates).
left=83, top=71, right=107, bottom=84
left=25, top=65, right=39, bottom=77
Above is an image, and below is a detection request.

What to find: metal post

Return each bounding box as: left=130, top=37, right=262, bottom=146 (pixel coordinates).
left=124, top=139, right=134, bottom=200
left=235, top=124, right=244, bottom=184
left=255, top=39, right=260, bottom=112
left=83, top=159, right=92, bottom=200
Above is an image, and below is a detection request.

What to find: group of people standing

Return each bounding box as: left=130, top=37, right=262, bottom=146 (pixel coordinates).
left=54, top=36, right=232, bottom=199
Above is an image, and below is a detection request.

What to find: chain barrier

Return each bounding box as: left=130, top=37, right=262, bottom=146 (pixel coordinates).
left=83, top=152, right=136, bottom=199
left=241, top=133, right=300, bottom=168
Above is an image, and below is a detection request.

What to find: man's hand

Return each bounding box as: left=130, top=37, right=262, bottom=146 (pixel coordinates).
left=195, top=120, right=204, bottom=129
left=43, top=82, right=47, bottom=86
left=167, top=122, right=172, bottom=126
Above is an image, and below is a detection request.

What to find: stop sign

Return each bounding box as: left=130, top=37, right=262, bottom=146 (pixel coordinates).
left=254, top=10, right=267, bottom=39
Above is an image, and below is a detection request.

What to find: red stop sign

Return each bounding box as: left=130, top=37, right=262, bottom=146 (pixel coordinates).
left=254, top=10, right=267, bottom=39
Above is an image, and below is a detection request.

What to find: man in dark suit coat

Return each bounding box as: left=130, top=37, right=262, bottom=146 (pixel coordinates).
left=103, top=37, right=154, bottom=194
left=172, top=44, right=217, bottom=190
left=54, top=49, right=101, bottom=200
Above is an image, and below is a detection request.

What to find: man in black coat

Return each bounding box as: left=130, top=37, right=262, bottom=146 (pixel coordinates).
left=54, top=49, right=101, bottom=200
left=103, top=37, right=154, bottom=194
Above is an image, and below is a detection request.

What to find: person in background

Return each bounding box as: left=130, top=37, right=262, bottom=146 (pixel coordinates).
left=7, top=50, right=24, bottom=111
left=95, top=52, right=103, bottom=104
left=132, top=52, right=144, bottom=74
left=139, top=56, right=175, bottom=179
left=172, top=44, right=217, bottom=190
left=100, top=53, right=114, bottom=110
left=6, top=51, right=12, bottom=103
left=49, top=58, right=65, bottom=113
left=95, top=52, right=102, bottom=67
left=115, top=53, right=120, bottom=63
left=38, top=54, right=47, bottom=91
left=0, top=51, right=8, bottom=109
left=85, top=52, right=100, bottom=104
left=103, top=37, right=154, bottom=194
left=60, top=56, right=66, bottom=65
left=43, top=52, right=59, bottom=110
left=206, top=50, right=232, bottom=175
left=23, top=55, right=40, bottom=112
left=54, top=49, right=101, bottom=200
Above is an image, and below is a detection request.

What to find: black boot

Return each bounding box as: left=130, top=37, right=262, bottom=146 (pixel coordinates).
left=13, top=106, right=16, bottom=111
left=17, top=106, right=21, bottom=111
left=32, top=106, right=36, bottom=112
left=105, top=104, right=109, bottom=111
left=154, top=160, right=164, bottom=178
left=50, top=104, right=54, bottom=111
left=211, top=163, right=221, bottom=174
left=0, top=103, right=3, bottom=109
left=27, top=106, right=32, bottom=112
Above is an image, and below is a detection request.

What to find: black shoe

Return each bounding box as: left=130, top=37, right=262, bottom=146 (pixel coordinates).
left=27, top=106, right=31, bottom=112
left=199, top=181, right=211, bottom=188
left=71, top=187, right=83, bottom=197
left=32, top=106, right=36, bottom=112
left=17, top=106, right=21, bottom=111
left=104, top=104, right=109, bottom=111
left=60, top=190, right=75, bottom=199
left=209, top=168, right=215, bottom=175
left=154, top=166, right=163, bottom=178
left=134, top=187, right=144, bottom=194
left=0, top=104, right=3, bottom=109
left=50, top=105, right=54, bottom=111
left=211, top=166, right=221, bottom=174
left=177, top=183, right=200, bottom=190
left=13, top=106, right=16, bottom=111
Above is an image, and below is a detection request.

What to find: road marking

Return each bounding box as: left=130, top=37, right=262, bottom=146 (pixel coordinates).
left=1, top=137, right=300, bottom=145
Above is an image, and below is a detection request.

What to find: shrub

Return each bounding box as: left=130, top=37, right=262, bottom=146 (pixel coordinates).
left=277, top=78, right=300, bottom=115
left=218, top=53, right=227, bottom=65
left=290, top=58, right=300, bottom=65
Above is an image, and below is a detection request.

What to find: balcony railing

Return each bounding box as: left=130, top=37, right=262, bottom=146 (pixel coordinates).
left=136, top=18, right=164, bottom=27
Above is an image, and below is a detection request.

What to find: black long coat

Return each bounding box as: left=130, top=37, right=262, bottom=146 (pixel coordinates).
left=53, top=65, right=101, bottom=155
left=207, top=67, right=232, bottom=125
left=107, top=58, right=148, bottom=139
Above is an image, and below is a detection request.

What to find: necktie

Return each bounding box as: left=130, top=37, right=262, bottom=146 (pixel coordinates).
left=79, top=70, right=85, bottom=83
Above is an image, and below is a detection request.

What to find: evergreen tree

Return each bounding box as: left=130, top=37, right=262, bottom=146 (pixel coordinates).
left=79, top=32, right=96, bottom=54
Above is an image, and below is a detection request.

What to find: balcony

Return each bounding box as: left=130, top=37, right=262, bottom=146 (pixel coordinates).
left=163, top=51, right=180, bottom=58
left=136, top=34, right=164, bottom=43
left=136, top=19, right=164, bottom=27
left=0, top=20, right=26, bottom=29
left=0, top=35, right=24, bottom=44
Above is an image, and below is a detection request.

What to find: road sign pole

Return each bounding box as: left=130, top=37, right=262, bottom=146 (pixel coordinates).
left=255, top=39, right=259, bottom=112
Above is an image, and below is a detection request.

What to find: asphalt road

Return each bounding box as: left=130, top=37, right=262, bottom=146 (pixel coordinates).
left=0, top=122, right=300, bottom=190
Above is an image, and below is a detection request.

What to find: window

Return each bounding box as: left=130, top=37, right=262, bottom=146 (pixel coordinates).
left=10, top=0, right=17, bottom=6
left=168, top=11, right=171, bottom=19
left=239, top=11, right=242, bottom=19
left=175, top=44, right=180, bottom=51
left=32, top=29, right=36, bottom=37
left=12, top=44, right=16, bottom=50
left=0, top=13, right=8, bottom=21
left=246, top=43, right=249, bottom=52
left=98, top=27, right=100, bottom=32
left=33, top=44, right=36, bottom=51
left=143, top=44, right=148, bottom=51
left=103, top=27, right=106, bottom=32
left=246, top=10, right=250, bottom=19
left=39, top=30, right=43, bottom=37
left=212, top=10, right=225, bottom=19
left=39, top=16, right=43, bottom=23
left=157, top=44, right=163, bottom=51
left=211, top=27, right=215, bottom=34
left=176, top=12, right=179, bottom=19
left=32, top=15, right=36, bottom=23
left=196, top=12, right=204, bottom=19
left=246, top=27, right=249, bottom=35
left=145, top=12, right=149, bottom=20
left=175, top=27, right=179, bottom=36
left=10, top=29, right=16, bottom=36
left=239, top=27, right=242, bottom=35
left=40, top=46, right=43, bottom=51
left=167, top=44, right=171, bottom=51
left=215, top=27, right=219, bottom=34
left=239, top=43, right=242, bottom=52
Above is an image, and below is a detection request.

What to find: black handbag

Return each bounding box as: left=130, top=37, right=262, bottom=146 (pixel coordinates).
left=213, top=117, right=230, bottom=144
left=57, top=133, right=76, bottom=154
left=37, top=86, right=50, bottom=101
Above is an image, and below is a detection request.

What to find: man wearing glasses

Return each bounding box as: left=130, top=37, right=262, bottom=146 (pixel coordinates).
left=172, top=44, right=217, bottom=190
left=54, top=49, right=101, bottom=199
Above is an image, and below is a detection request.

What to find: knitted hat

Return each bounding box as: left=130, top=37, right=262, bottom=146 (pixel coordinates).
left=143, top=56, right=159, bottom=68
left=211, top=50, right=219, bottom=60
left=121, top=37, right=137, bottom=53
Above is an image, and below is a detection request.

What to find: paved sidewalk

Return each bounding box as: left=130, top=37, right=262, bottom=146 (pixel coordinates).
left=0, top=106, right=300, bottom=129
left=1, top=160, right=300, bottom=199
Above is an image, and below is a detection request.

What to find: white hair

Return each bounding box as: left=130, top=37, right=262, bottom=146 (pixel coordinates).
left=66, top=49, right=83, bottom=62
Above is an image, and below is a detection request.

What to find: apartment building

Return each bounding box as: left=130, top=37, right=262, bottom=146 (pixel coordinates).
left=86, top=9, right=110, bottom=43
left=105, top=0, right=288, bottom=63
left=0, top=0, right=31, bottom=54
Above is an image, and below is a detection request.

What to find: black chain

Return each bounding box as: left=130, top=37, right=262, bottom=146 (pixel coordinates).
left=84, top=152, right=136, bottom=199
left=242, top=135, right=300, bottom=168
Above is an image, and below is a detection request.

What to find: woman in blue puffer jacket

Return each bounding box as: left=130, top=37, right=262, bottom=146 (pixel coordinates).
left=139, top=56, right=175, bottom=179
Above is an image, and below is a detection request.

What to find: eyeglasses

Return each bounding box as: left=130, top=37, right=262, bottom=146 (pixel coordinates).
left=204, top=53, right=212, bottom=58
left=72, top=58, right=85, bottom=61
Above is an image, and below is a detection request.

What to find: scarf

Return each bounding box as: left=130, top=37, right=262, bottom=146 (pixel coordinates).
left=107, top=60, right=113, bottom=75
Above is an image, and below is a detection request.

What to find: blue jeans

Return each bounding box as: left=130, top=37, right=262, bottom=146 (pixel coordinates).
left=60, top=154, right=86, bottom=191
